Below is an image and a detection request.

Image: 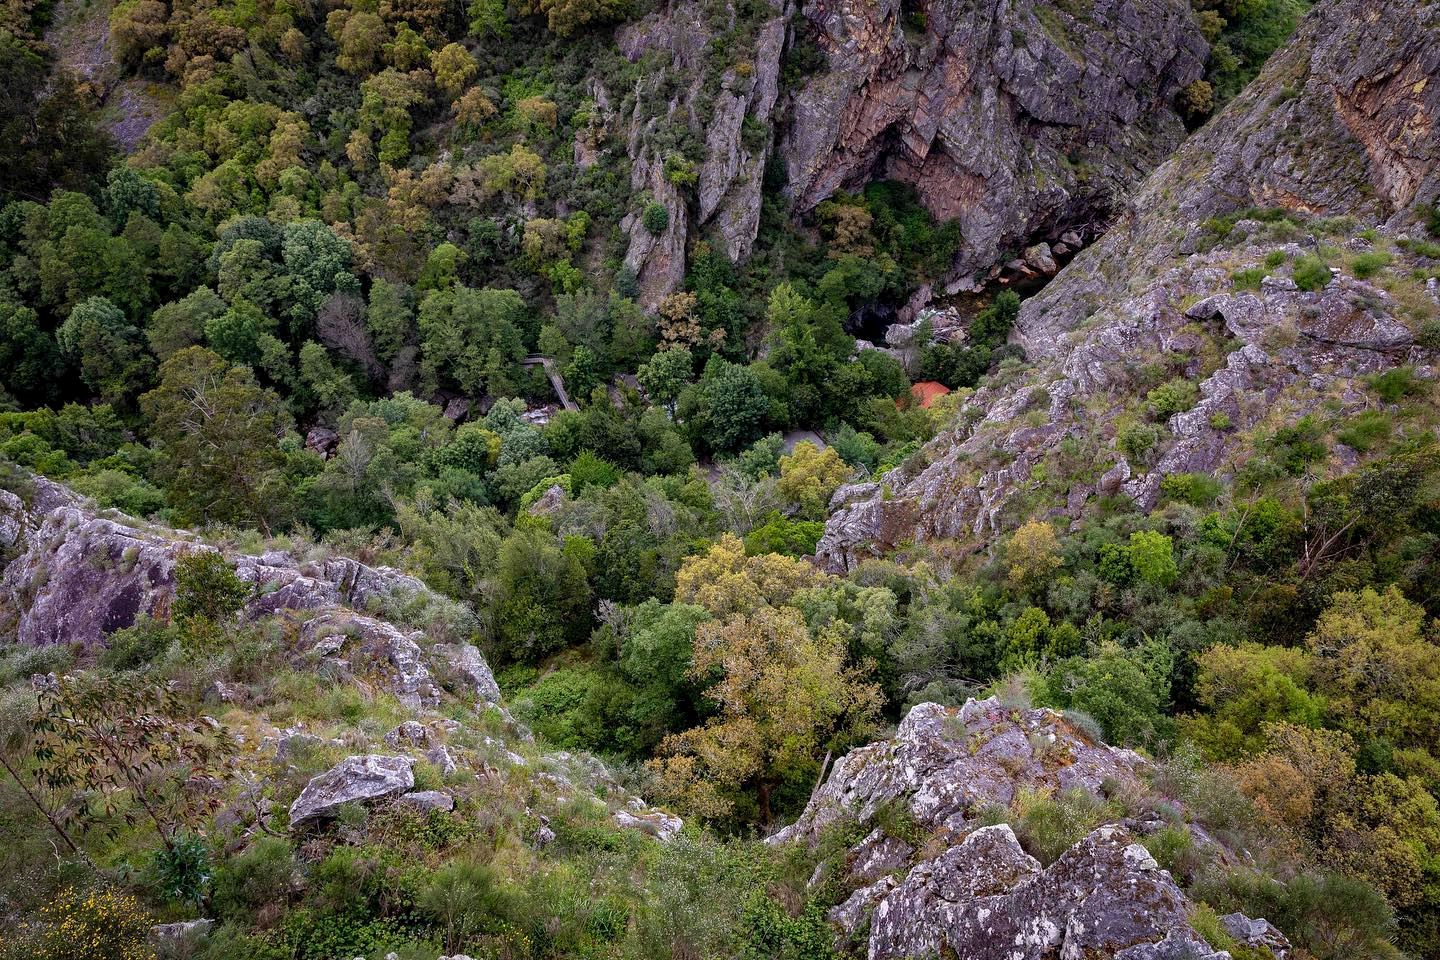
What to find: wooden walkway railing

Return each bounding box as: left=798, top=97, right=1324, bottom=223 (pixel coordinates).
left=520, top=355, right=577, bottom=411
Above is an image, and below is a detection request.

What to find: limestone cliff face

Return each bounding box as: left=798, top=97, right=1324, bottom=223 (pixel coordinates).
left=815, top=0, right=1440, bottom=572
left=610, top=0, right=791, bottom=307
left=781, top=0, right=1208, bottom=290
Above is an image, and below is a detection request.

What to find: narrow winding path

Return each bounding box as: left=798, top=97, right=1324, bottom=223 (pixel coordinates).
left=521, top=355, right=577, bottom=411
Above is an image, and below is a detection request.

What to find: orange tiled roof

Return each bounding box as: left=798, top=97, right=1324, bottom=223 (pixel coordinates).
left=910, top=380, right=951, bottom=409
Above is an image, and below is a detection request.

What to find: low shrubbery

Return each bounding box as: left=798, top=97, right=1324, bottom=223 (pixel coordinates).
left=1292, top=254, right=1332, bottom=291
left=1008, top=787, right=1120, bottom=864
left=1349, top=250, right=1391, bottom=278
left=5, top=885, right=157, bottom=960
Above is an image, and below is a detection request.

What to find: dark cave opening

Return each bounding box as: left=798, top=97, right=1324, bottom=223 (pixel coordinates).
left=846, top=301, right=900, bottom=344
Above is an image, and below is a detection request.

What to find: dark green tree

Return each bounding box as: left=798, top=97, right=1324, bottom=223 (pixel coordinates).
left=0, top=32, right=112, bottom=205
left=0, top=302, right=62, bottom=402
left=173, top=551, right=251, bottom=625
left=148, top=287, right=227, bottom=360
left=140, top=347, right=287, bottom=531
left=417, top=286, right=527, bottom=398
left=57, top=296, right=153, bottom=406
left=638, top=347, right=693, bottom=416
left=685, top=358, right=770, bottom=454
left=494, top=527, right=593, bottom=663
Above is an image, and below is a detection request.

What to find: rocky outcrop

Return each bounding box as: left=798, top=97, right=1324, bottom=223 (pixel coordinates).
left=597, top=0, right=1210, bottom=303
left=863, top=824, right=1227, bottom=960
left=697, top=14, right=788, bottom=262
left=816, top=0, right=1440, bottom=571
left=0, top=479, right=202, bottom=646
left=621, top=150, right=691, bottom=308
left=613, top=0, right=790, bottom=306
left=302, top=611, right=443, bottom=712
left=0, top=478, right=504, bottom=716
left=782, top=0, right=1207, bottom=290
left=432, top=641, right=503, bottom=705
left=288, top=754, right=416, bottom=829
left=0, top=489, right=22, bottom=550
left=524, top=482, right=569, bottom=517
left=773, top=698, right=1144, bottom=845
left=773, top=699, right=1288, bottom=960
left=0, top=479, right=440, bottom=648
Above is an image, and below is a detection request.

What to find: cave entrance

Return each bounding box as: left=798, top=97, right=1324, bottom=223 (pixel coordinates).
left=846, top=301, right=899, bottom=344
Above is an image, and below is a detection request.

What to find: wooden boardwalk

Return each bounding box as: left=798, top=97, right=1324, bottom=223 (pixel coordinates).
left=521, top=355, right=577, bottom=411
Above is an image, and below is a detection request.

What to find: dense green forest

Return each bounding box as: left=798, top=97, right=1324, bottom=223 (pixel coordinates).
left=5, top=0, right=1440, bottom=956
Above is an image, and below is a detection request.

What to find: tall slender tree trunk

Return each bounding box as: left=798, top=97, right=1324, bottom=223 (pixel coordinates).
left=0, top=752, right=86, bottom=860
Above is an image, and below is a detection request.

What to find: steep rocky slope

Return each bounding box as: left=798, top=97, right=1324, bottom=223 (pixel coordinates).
left=602, top=0, right=792, bottom=305
left=615, top=0, right=1209, bottom=304
left=44, top=0, right=166, bottom=151
left=781, top=0, right=1208, bottom=290
left=770, top=698, right=1289, bottom=960
left=3, top=477, right=1292, bottom=955
left=816, top=0, right=1440, bottom=571
left=0, top=477, right=682, bottom=847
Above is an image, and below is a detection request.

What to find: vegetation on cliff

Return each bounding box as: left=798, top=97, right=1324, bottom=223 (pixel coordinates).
left=1, top=0, right=1438, bottom=956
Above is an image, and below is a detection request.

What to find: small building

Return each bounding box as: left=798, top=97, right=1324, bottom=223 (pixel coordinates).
left=909, top=380, right=952, bottom=409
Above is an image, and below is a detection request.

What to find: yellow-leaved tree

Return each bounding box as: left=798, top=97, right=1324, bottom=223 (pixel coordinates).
left=1005, top=519, right=1062, bottom=590
left=649, top=605, right=882, bottom=824
left=1235, top=722, right=1440, bottom=910
left=673, top=533, right=831, bottom=618
left=777, top=440, right=852, bottom=520
left=431, top=43, right=478, bottom=100
left=1305, top=585, right=1440, bottom=750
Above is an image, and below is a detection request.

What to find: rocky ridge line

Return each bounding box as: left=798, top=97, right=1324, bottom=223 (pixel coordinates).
left=0, top=476, right=681, bottom=846
left=815, top=0, right=1440, bottom=571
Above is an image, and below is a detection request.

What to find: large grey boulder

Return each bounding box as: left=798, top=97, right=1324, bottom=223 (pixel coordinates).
left=1223, top=913, right=1292, bottom=960
left=862, top=824, right=1233, bottom=960
left=384, top=720, right=429, bottom=749
left=432, top=642, right=502, bottom=704
left=772, top=698, right=1144, bottom=846
left=614, top=807, right=684, bottom=842
left=288, top=755, right=415, bottom=829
